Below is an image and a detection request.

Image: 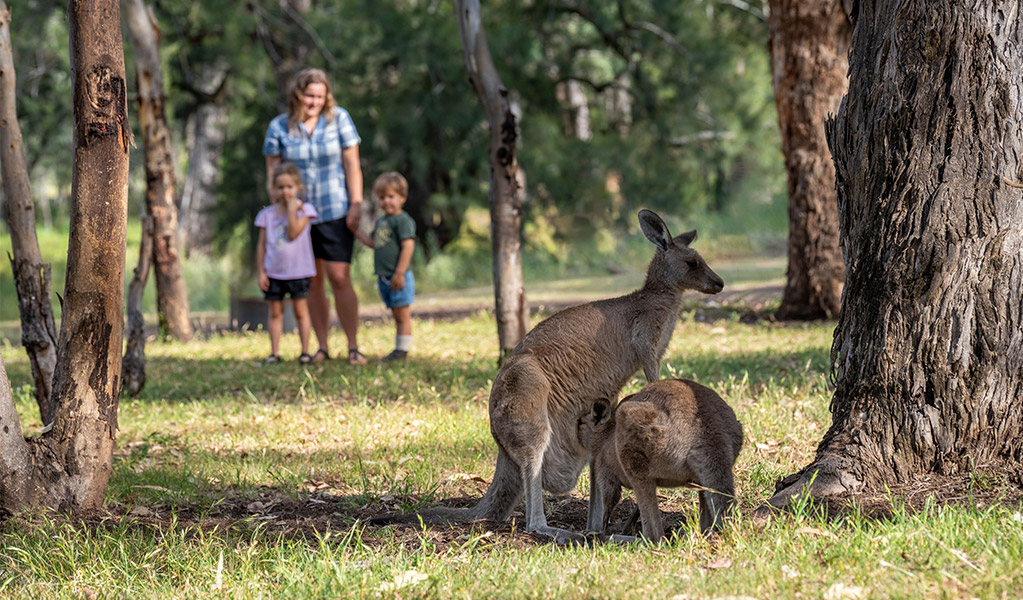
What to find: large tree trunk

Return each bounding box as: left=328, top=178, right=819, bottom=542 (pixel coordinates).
left=0, top=1, right=58, bottom=424
left=0, top=0, right=130, bottom=513
left=123, top=0, right=193, bottom=342
left=769, top=0, right=850, bottom=321
left=771, top=0, right=1023, bottom=505
left=178, top=63, right=229, bottom=257
left=456, top=0, right=529, bottom=359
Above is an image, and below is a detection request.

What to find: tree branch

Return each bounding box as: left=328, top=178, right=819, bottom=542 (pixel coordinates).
left=716, top=0, right=768, bottom=21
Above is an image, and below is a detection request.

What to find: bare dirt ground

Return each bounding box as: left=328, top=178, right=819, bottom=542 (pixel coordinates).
left=70, top=465, right=1023, bottom=553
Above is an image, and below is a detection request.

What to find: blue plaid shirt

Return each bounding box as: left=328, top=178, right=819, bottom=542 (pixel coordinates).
left=262, top=108, right=361, bottom=224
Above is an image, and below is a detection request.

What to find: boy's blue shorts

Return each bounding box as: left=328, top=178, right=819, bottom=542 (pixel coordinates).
left=377, top=271, right=415, bottom=309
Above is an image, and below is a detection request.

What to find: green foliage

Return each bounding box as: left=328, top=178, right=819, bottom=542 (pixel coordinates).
left=7, top=0, right=785, bottom=269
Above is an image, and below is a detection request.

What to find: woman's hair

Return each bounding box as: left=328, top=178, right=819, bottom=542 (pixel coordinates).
left=373, top=171, right=409, bottom=199
left=286, top=68, right=338, bottom=129
left=272, top=162, right=305, bottom=201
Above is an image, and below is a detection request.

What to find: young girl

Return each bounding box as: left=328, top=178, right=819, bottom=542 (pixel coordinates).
left=255, top=163, right=319, bottom=364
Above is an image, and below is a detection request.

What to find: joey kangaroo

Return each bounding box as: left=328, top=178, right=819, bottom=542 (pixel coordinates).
left=371, top=210, right=723, bottom=543
left=579, top=379, right=744, bottom=542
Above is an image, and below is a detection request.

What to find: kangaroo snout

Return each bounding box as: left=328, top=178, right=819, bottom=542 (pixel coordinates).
left=702, top=274, right=725, bottom=295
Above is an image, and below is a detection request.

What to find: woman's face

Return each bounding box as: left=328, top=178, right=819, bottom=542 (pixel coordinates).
left=301, top=82, right=327, bottom=120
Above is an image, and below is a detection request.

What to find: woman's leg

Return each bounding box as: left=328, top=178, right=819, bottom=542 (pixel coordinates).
left=308, top=260, right=331, bottom=354
left=322, top=260, right=359, bottom=352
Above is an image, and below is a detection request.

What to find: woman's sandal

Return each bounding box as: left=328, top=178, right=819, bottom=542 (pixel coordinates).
left=263, top=354, right=281, bottom=365
left=310, top=349, right=330, bottom=364
left=347, top=348, right=369, bottom=366
left=298, top=353, right=313, bottom=365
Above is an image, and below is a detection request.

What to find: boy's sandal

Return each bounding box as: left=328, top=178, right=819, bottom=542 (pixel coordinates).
left=347, top=348, right=369, bottom=366
left=263, top=354, right=281, bottom=365
left=310, top=349, right=330, bottom=364
left=298, top=353, right=313, bottom=365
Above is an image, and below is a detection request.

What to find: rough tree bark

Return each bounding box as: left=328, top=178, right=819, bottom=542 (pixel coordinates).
left=769, top=0, right=851, bottom=321
left=178, top=63, right=229, bottom=257
left=122, top=216, right=153, bottom=397
left=456, top=0, right=529, bottom=359
left=0, top=1, right=58, bottom=424
left=123, top=0, right=193, bottom=342
left=771, top=0, right=1023, bottom=505
left=0, top=0, right=131, bottom=513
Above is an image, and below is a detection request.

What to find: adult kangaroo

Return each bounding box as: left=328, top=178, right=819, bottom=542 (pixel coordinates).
left=373, top=209, right=724, bottom=543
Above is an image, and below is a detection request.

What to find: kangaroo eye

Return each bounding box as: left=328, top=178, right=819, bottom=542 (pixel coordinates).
left=686, top=260, right=698, bottom=269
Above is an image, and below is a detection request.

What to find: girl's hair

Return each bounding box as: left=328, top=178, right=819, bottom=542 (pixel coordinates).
left=286, top=68, right=338, bottom=129
left=373, top=171, right=409, bottom=198
left=272, top=162, right=305, bottom=201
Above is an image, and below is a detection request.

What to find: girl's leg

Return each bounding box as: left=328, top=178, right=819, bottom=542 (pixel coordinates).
left=292, top=297, right=312, bottom=355
left=268, top=300, right=284, bottom=356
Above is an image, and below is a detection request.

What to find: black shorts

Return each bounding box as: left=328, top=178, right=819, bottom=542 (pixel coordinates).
left=310, top=218, right=355, bottom=263
left=264, top=277, right=311, bottom=301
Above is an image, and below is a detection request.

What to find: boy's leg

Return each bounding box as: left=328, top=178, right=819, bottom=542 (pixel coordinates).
left=268, top=300, right=284, bottom=356
left=392, top=272, right=413, bottom=352
left=392, top=304, right=412, bottom=354
left=292, top=297, right=311, bottom=355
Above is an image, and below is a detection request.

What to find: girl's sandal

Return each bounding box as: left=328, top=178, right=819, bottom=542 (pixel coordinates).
left=298, top=353, right=313, bottom=365
left=310, top=349, right=330, bottom=364
left=263, top=354, right=281, bottom=365
left=347, top=348, right=369, bottom=366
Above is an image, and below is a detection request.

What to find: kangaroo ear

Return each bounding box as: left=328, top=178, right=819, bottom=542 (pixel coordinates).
left=675, top=229, right=697, bottom=246
left=592, top=398, right=614, bottom=426
left=639, top=209, right=671, bottom=251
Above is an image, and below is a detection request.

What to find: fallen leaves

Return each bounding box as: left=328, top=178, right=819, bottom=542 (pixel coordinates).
left=378, top=570, right=429, bottom=592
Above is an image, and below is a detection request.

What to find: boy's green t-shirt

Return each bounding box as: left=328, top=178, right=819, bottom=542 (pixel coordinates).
left=372, top=211, right=416, bottom=278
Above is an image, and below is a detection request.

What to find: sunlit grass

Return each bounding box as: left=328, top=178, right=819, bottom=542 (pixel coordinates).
left=2, top=309, right=1021, bottom=598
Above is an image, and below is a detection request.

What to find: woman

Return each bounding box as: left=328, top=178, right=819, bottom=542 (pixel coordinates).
left=263, top=68, right=368, bottom=365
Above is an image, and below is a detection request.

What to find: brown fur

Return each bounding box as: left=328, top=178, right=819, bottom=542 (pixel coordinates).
left=371, top=210, right=723, bottom=544
left=579, top=379, right=744, bottom=541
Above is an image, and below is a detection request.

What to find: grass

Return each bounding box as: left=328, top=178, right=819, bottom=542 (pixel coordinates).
left=2, top=301, right=1021, bottom=598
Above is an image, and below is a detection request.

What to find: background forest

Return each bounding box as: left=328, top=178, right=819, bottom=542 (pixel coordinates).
left=0, top=0, right=782, bottom=319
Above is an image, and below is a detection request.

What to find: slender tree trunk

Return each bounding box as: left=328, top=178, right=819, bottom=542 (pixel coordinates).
left=178, top=63, right=229, bottom=257
left=123, top=0, right=193, bottom=342
left=122, top=215, right=153, bottom=396
left=556, top=79, right=592, bottom=141
left=456, top=0, right=529, bottom=359
left=0, top=0, right=131, bottom=513
left=252, top=0, right=311, bottom=112
left=0, top=1, right=58, bottom=424
left=769, top=0, right=850, bottom=321
left=771, top=0, right=1023, bottom=505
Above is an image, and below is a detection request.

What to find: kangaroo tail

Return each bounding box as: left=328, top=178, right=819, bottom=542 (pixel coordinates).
left=369, top=448, right=524, bottom=526
left=367, top=506, right=473, bottom=526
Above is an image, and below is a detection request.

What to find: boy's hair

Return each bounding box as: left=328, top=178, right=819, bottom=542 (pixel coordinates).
left=286, top=68, right=338, bottom=130
left=373, top=171, right=408, bottom=199
left=272, top=162, right=306, bottom=200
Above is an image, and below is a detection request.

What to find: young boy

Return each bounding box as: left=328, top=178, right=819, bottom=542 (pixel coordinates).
left=355, top=172, right=416, bottom=362
left=256, top=162, right=318, bottom=364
